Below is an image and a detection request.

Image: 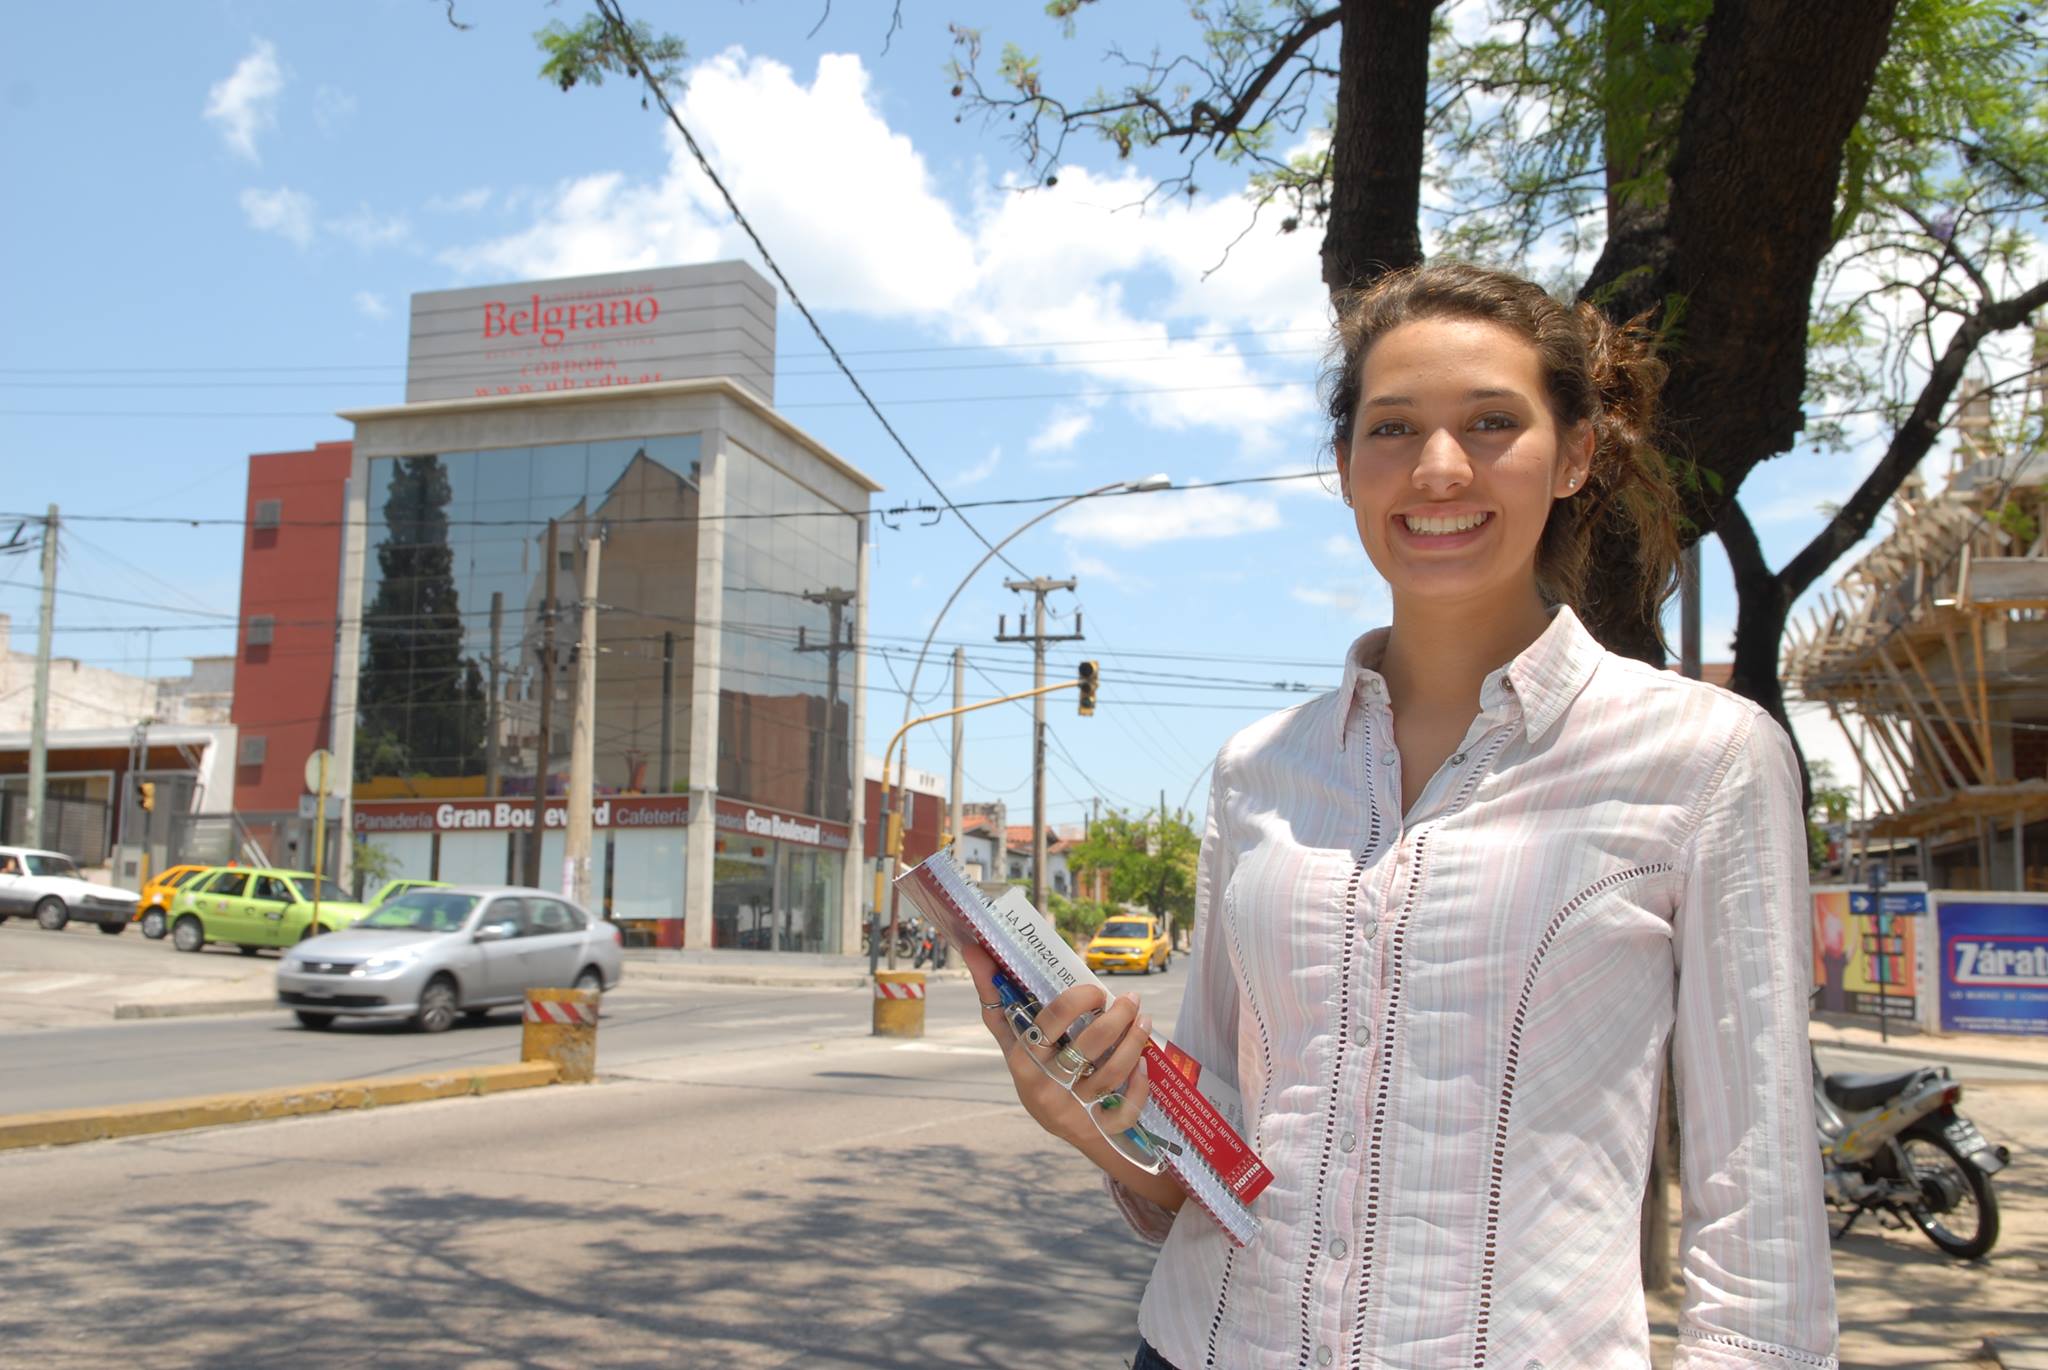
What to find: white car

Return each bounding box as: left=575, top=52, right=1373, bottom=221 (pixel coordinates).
left=0, top=846, right=143, bottom=935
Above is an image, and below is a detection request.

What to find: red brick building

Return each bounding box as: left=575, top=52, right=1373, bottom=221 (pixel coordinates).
left=229, top=441, right=352, bottom=845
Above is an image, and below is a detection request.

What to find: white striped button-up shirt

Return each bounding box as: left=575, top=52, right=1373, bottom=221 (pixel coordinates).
left=1112, top=607, right=1837, bottom=1369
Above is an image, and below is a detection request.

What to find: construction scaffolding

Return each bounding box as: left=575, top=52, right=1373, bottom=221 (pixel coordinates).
left=1784, top=384, right=2048, bottom=890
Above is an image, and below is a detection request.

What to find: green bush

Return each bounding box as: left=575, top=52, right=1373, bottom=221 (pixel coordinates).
left=1048, top=891, right=1113, bottom=947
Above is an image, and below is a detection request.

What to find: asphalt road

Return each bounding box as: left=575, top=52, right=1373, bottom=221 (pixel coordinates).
left=0, top=1011, right=1167, bottom=1370
left=0, top=967, right=1192, bottom=1116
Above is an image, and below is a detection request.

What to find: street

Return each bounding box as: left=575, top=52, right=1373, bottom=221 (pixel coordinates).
left=2, top=924, right=2046, bottom=1367
left=0, top=990, right=1171, bottom=1370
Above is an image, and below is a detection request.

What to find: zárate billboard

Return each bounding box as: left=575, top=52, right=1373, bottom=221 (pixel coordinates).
left=1934, top=894, right=2048, bottom=1037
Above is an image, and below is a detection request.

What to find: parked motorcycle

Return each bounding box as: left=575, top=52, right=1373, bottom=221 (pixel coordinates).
left=912, top=918, right=949, bottom=969
left=1814, top=1041, right=2009, bottom=1259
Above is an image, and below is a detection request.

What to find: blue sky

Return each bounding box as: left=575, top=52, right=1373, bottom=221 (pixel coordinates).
left=2, top=1, right=1919, bottom=821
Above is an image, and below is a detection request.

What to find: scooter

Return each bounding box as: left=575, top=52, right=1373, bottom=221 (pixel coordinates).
left=1813, top=1040, right=2009, bottom=1259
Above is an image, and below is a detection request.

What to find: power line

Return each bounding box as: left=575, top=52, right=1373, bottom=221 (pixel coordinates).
left=589, top=0, right=1028, bottom=584
left=0, top=377, right=1318, bottom=421
left=0, top=325, right=1328, bottom=376
left=0, top=346, right=1327, bottom=391
left=0, top=471, right=1321, bottom=532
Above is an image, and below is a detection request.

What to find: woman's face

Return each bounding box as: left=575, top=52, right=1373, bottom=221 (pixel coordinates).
left=1338, top=316, right=1590, bottom=615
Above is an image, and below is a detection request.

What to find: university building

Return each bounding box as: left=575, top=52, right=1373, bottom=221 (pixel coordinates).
left=233, top=262, right=879, bottom=953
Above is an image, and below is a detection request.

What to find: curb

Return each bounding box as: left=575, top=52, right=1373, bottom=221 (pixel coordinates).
left=112, top=997, right=277, bottom=1021
left=1811, top=1031, right=2048, bottom=1074
left=0, top=1061, right=562, bottom=1152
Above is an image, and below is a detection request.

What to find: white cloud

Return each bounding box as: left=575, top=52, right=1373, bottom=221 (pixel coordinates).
left=1290, top=583, right=1388, bottom=621
left=204, top=39, right=284, bottom=162
left=428, top=187, right=493, bottom=214
left=954, top=445, right=1001, bottom=487
left=329, top=205, right=410, bottom=250
left=446, top=48, right=1332, bottom=450
left=240, top=187, right=315, bottom=247
left=1053, top=487, right=1281, bottom=548
left=1322, top=532, right=1359, bottom=560
left=313, top=85, right=356, bottom=132
left=353, top=291, right=390, bottom=320
left=1029, top=408, right=1095, bottom=454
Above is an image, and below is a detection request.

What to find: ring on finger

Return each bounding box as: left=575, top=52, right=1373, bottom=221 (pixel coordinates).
left=980, top=1000, right=1003, bottom=1011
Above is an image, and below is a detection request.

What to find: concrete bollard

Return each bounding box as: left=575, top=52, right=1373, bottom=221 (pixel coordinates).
left=871, top=970, right=926, bottom=1038
left=521, top=987, right=600, bottom=1083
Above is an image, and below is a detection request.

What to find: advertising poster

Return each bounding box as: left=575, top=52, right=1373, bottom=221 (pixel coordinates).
left=1812, top=885, right=1924, bottom=1020
left=1935, top=895, right=2048, bottom=1037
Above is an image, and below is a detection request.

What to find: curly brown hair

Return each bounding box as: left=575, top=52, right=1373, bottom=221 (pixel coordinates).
left=1323, top=261, right=1681, bottom=631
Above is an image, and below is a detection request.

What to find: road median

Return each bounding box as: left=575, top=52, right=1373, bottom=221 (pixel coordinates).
left=0, top=1061, right=562, bottom=1152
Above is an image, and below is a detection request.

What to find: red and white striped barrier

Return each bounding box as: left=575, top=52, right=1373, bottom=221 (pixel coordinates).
left=874, top=979, right=926, bottom=1000
left=524, top=997, right=599, bottom=1026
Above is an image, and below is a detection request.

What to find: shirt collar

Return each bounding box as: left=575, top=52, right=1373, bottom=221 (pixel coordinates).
left=1334, top=605, right=1604, bottom=750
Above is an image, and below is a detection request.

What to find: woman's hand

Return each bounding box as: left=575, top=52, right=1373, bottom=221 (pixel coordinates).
left=958, top=938, right=1155, bottom=1145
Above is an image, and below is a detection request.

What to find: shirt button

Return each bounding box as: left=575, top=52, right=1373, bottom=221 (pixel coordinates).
left=1380, top=750, right=1397, bottom=767
left=1340, top=1131, right=1357, bottom=1153
left=1317, top=1347, right=1333, bottom=1367
left=1449, top=751, right=1467, bottom=765
left=1361, top=918, right=1380, bottom=940
left=1330, top=1237, right=1348, bottom=1260
left=1353, top=1022, right=1373, bottom=1048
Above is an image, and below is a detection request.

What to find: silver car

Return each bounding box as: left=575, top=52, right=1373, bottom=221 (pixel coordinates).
left=274, top=885, right=624, bottom=1032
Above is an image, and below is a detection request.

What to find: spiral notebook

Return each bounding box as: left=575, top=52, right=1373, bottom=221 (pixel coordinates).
left=894, top=850, right=1270, bottom=1247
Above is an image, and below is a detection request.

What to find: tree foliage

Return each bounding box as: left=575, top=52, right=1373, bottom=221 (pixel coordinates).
left=941, top=0, right=2048, bottom=782
left=1065, top=807, right=1201, bottom=933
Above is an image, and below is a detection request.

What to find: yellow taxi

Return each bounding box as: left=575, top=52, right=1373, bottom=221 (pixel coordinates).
left=134, top=864, right=216, bottom=940
left=1085, top=914, right=1172, bottom=975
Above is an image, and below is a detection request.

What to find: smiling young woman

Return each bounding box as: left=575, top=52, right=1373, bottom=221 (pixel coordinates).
left=960, top=262, right=1837, bottom=1370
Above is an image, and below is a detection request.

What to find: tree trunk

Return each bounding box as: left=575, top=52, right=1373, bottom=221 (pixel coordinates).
left=1319, top=0, right=1437, bottom=293
left=1577, top=1, right=1900, bottom=657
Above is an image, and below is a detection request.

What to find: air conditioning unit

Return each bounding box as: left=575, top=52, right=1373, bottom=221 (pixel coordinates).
left=240, top=735, right=267, bottom=766
left=253, top=499, right=283, bottom=529
left=247, top=614, right=275, bottom=646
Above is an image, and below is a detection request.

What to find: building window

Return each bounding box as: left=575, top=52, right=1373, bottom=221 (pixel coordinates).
left=247, top=614, right=275, bottom=647
left=715, top=450, right=861, bottom=823
left=356, top=437, right=701, bottom=800
left=253, top=499, right=283, bottom=529
left=240, top=735, right=267, bottom=766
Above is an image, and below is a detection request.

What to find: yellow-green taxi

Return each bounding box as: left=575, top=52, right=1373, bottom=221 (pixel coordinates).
left=1085, top=915, right=1172, bottom=975
left=167, top=867, right=373, bottom=955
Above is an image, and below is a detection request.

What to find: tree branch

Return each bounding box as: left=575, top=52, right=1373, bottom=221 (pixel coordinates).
left=1778, top=276, right=2048, bottom=599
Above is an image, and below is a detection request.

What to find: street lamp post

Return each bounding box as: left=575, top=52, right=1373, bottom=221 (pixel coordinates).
left=871, top=474, right=1171, bottom=972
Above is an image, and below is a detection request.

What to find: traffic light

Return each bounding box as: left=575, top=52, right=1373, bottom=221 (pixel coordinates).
left=136, top=779, right=156, bottom=813
left=1077, top=660, right=1098, bottom=716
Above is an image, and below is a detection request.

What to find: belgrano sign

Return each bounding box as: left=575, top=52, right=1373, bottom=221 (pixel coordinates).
left=403, top=262, right=778, bottom=405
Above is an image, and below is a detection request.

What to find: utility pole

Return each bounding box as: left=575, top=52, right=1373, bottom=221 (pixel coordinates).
left=25, top=505, right=57, bottom=850
left=524, top=520, right=559, bottom=888
left=796, top=586, right=857, bottom=823
left=997, top=577, right=1082, bottom=914
left=564, top=523, right=605, bottom=905
left=486, top=591, right=504, bottom=799
left=658, top=630, right=676, bottom=793
left=949, top=647, right=965, bottom=864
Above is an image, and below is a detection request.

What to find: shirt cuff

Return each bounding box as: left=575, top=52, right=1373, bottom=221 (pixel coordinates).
left=1674, top=1325, right=1839, bottom=1369
left=1104, top=1172, right=1177, bottom=1245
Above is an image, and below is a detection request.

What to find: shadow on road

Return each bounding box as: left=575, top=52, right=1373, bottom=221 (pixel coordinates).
left=0, top=1137, right=1154, bottom=1369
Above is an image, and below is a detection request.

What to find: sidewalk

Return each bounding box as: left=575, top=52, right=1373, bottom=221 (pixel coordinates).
left=1811, top=1011, right=2048, bottom=1073
left=620, top=948, right=972, bottom=989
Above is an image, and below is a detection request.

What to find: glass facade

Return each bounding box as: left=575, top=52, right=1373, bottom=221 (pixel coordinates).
left=355, top=436, right=703, bottom=807
left=353, top=433, right=858, bottom=954
left=716, top=452, right=859, bottom=822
